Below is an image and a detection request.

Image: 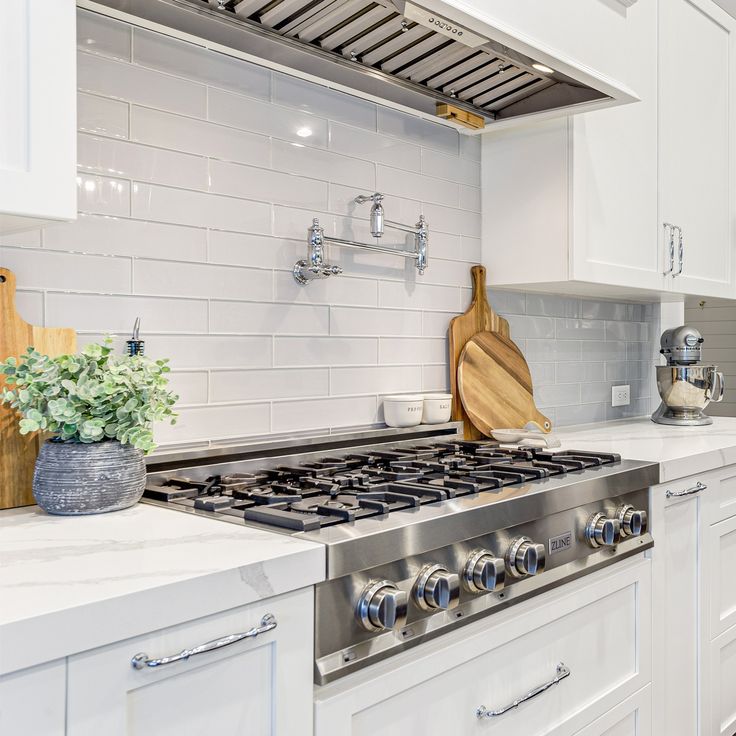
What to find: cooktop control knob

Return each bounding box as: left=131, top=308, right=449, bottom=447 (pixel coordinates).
left=585, top=513, right=621, bottom=548
left=356, top=580, right=408, bottom=632
left=616, top=504, right=648, bottom=538
left=506, top=537, right=546, bottom=578
left=463, top=550, right=506, bottom=593
left=414, top=564, right=460, bottom=611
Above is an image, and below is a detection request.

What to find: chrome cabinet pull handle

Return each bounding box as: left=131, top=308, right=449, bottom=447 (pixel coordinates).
left=666, top=481, right=706, bottom=499
left=663, top=223, right=675, bottom=275
left=476, top=662, right=571, bottom=719
left=131, top=614, right=277, bottom=670
left=675, top=227, right=684, bottom=276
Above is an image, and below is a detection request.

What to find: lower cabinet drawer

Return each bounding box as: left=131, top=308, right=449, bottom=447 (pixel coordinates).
left=67, top=586, right=313, bottom=736
left=315, top=556, right=651, bottom=736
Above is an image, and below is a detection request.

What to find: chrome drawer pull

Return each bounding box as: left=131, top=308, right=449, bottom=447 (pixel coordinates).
left=476, top=662, right=571, bottom=719
left=666, top=482, right=706, bottom=499
left=131, top=614, right=277, bottom=670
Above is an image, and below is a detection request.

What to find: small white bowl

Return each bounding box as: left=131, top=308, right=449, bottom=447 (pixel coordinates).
left=422, top=393, right=453, bottom=424
left=383, top=394, right=424, bottom=428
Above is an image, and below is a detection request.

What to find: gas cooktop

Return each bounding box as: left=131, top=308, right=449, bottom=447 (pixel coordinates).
left=143, top=423, right=657, bottom=683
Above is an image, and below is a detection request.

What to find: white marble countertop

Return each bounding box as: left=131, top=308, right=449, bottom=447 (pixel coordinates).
left=554, top=416, right=736, bottom=481
left=0, top=503, right=324, bottom=675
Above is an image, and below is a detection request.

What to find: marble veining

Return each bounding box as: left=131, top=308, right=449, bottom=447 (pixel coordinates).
left=0, top=503, right=324, bottom=674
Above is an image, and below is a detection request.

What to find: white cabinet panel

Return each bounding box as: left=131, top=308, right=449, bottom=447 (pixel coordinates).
left=706, top=623, right=736, bottom=736
left=659, top=0, right=736, bottom=296
left=651, top=477, right=704, bottom=736
left=315, top=558, right=651, bottom=736
left=0, top=0, right=76, bottom=232
left=573, top=686, right=651, bottom=736
left=0, top=660, right=66, bottom=735
left=707, top=514, right=736, bottom=638
left=67, top=587, right=313, bottom=736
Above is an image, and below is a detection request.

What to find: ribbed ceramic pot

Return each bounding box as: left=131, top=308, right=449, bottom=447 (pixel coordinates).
left=33, top=439, right=146, bottom=515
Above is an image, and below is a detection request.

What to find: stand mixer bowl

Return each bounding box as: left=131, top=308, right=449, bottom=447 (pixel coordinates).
left=655, top=365, right=724, bottom=421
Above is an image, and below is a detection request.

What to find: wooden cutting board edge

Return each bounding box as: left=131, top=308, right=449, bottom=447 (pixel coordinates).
left=0, top=267, right=77, bottom=509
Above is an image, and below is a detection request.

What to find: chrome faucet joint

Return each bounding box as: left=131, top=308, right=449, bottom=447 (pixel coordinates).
left=293, top=193, right=428, bottom=284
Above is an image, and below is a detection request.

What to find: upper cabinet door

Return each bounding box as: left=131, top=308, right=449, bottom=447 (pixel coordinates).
left=0, top=0, right=76, bottom=233
left=659, top=0, right=736, bottom=298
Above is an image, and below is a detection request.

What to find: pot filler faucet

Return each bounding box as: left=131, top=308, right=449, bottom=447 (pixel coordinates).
left=293, top=192, right=428, bottom=285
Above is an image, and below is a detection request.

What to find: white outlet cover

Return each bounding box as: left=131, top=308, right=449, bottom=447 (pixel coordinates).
left=612, top=384, right=631, bottom=407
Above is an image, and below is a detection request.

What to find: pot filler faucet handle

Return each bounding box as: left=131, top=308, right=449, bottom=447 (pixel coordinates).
left=293, top=219, right=343, bottom=285
left=355, top=192, right=385, bottom=238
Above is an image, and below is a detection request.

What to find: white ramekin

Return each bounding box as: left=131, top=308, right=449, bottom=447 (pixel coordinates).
left=422, top=393, right=453, bottom=424
left=383, top=394, right=425, bottom=428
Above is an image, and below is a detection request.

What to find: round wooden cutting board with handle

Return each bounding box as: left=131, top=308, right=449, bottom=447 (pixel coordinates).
left=458, top=330, right=551, bottom=436
left=0, top=267, right=76, bottom=509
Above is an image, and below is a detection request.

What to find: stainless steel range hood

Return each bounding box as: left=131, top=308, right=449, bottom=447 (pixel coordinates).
left=88, top=0, right=638, bottom=129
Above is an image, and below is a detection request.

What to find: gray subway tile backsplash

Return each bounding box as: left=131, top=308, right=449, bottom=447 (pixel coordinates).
left=1, top=11, right=662, bottom=446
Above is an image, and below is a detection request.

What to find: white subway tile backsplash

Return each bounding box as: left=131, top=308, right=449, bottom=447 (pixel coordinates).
left=208, top=87, right=328, bottom=147
left=331, top=366, right=421, bottom=396
left=536, top=383, right=580, bottom=408
left=0, top=246, right=130, bottom=293
left=14, top=290, right=44, bottom=325
left=605, top=321, right=650, bottom=342
left=421, top=149, right=480, bottom=186
left=459, top=186, right=481, bottom=213
left=168, top=371, right=209, bottom=406
left=131, top=106, right=271, bottom=167
left=274, top=271, right=378, bottom=308
left=459, top=134, right=481, bottom=161
left=528, top=362, right=556, bottom=386
left=558, top=362, right=605, bottom=383
left=377, top=107, right=458, bottom=155
left=210, top=301, right=329, bottom=335
left=155, top=402, right=270, bottom=444
left=376, top=165, right=458, bottom=207
left=379, top=338, right=445, bottom=365
left=208, top=232, right=300, bottom=271
left=78, top=93, right=128, bottom=139
left=525, top=294, right=581, bottom=318
left=212, top=368, right=328, bottom=402
left=44, top=214, right=207, bottom=262
left=422, top=364, right=450, bottom=391
left=556, top=403, right=607, bottom=426
left=272, top=396, right=377, bottom=432
left=329, top=123, right=421, bottom=172
left=379, top=281, right=463, bottom=312
left=133, top=29, right=271, bottom=101
left=524, top=339, right=582, bottom=363
left=76, top=173, right=130, bottom=216
left=274, top=337, right=377, bottom=367
left=209, top=160, right=328, bottom=210
left=78, top=51, right=206, bottom=117
left=506, top=314, right=555, bottom=340
left=555, top=318, right=606, bottom=341
left=132, top=183, right=271, bottom=232
left=422, top=311, right=458, bottom=337
left=273, top=73, right=376, bottom=131
left=134, top=259, right=272, bottom=302
left=47, top=293, right=208, bottom=333
left=77, top=10, right=131, bottom=61
left=421, top=202, right=481, bottom=238
left=272, top=139, right=375, bottom=190
left=78, top=133, right=208, bottom=190
left=330, top=307, right=422, bottom=337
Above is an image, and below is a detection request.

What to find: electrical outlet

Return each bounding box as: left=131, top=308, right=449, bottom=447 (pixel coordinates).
left=612, top=385, right=630, bottom=407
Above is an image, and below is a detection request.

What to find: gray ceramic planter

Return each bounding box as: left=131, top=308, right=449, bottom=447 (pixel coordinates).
left=33, top=439, right=146, bottom=515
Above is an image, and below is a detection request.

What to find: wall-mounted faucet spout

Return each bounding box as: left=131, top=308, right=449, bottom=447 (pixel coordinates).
left=293, top=194, right=428, bottom=285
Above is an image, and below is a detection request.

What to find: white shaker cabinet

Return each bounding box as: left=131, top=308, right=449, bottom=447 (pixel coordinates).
left=66, top=587, right=314, bottom=736
left=652, top=465, right=736, bottom=735
left=0, top=660, right=66, bottom=735
left=658, top=0, right=736, bottom=297
left=0, top=0, right=77, bottom=234
left=481, top=0, right=662, bottom=297
left=481, top=0, right=736, bottom=300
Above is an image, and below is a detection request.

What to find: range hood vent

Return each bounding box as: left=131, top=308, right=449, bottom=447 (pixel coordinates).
left=90, top=0, right=636, bottom=127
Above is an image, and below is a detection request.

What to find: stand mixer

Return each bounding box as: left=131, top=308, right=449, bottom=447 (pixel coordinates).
left=651, top=325, right=725, bottom=426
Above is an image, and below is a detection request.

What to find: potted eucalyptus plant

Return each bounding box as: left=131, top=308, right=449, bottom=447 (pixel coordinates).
left=0, top=339, right=178, bottom=515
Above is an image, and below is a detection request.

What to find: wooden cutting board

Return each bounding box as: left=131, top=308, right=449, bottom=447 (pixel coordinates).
left=449, top=265, right=512, bottom=439
left=458, top=331, right=551, bottom=436
left=0, top=267, right=76, bottom=509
